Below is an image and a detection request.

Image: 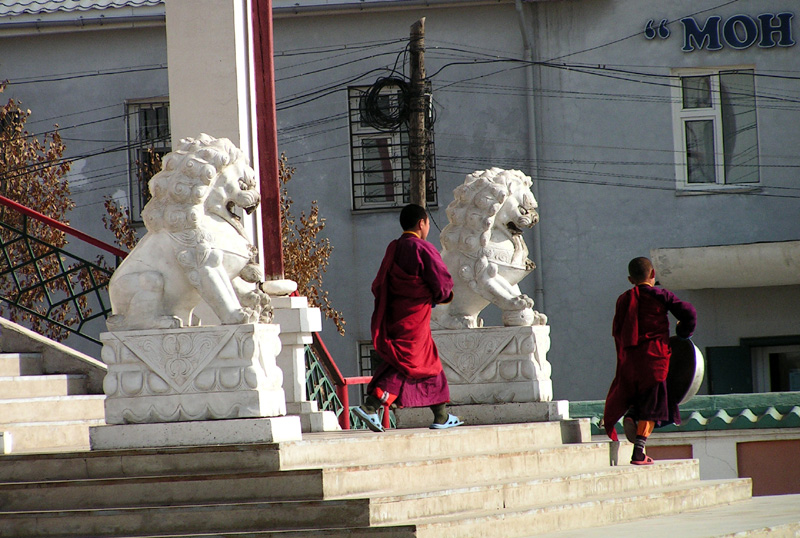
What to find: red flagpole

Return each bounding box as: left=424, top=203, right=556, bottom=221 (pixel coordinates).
left=251, top=0, right=284, bottom=280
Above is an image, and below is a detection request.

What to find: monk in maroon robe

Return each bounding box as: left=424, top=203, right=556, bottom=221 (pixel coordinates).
left=603, top=257, right=696, bottom=464
left=353, top=204, right=463, bottom=432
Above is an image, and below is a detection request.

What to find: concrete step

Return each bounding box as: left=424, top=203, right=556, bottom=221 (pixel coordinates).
left=0, top=374, right=88, bottom=398
left=0, top=457, right=699, bottom=513
left=0, top=422, right=585, bottom=483
left=275, top=421, right=585, bottom=469
left=0, top=352, right=42, bottom=376
left=0, top=498, right=374, bottom=537
left=2, top=419, right=105, bottom=453
left=120, top=494, right=800, bottom=538
left=534, top=494, right=800, bottom=538
left=362, top=459, right=701, bottom=525
left=408, top=478, right=753, bottom=537
left=0, top=394, right=105, bottom=424
left=0, top=477, right=751, bottom=537
left=318, top=441, right=616, bottom=497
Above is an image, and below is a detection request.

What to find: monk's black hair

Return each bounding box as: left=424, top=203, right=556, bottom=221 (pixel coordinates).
left=399, top=204, right=428, bottom=231
left=628, top=257, right=653, bottom=283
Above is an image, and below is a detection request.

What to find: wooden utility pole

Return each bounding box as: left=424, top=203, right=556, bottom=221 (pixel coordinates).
left=251, top=0, right=284, bottom=280
left=408, top=18, right=427, bottom=208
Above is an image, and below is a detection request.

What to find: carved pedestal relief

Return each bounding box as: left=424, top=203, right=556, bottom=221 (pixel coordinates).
left=101, top=324, right=285, bottom=424
left=434, top=325, right=552, bottom=404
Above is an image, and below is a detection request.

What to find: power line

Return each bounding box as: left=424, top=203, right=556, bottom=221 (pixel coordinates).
left=4, top=65, right=167, bottom=86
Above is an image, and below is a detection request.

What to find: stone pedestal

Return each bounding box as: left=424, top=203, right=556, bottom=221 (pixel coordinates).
left=99, top=323, right=287, bottom=424
left=397, top=325, right=562, bottom=429
left=272, top=296, right=340, bottom=432
left=433, top=325, right=553, bottom=404
left=394, top=400, right=569, bottom=429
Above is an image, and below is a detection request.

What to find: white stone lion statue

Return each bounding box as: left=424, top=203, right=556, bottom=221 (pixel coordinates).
left=431, top=168, right=547, bottom=329
left=106, top=134, right=272, bottom=331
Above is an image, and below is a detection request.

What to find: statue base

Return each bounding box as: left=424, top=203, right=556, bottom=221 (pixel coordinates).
left=393, top=400, right=570, bottom=429
left=100, top=324, right=286, bottom=424
left=433, top=325, right=553, bottom=404
left=89, top=416, right=302, bottom=450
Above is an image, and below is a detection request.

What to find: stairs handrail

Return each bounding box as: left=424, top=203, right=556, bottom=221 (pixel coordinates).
left=0, top=194, right=128, bottom=259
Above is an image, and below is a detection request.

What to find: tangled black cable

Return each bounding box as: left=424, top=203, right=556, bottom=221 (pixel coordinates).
left=359, top=76, right=411, bottom=131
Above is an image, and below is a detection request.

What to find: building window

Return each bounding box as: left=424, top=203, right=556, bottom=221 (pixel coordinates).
left=348, top=84, right=437, bottom=210
left=752, top=345, right=800, bottom=392
left=126, top=99, right=170, bottom=220
left=672, top=69, right=759, bottom=189
left=358, top=340, right=382, bottom=403
left=707, top=339, right=800, bottom=394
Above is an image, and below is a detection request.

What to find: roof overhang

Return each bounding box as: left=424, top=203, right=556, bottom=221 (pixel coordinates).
left=273, top=0, right=516, bottom=17
left=651, top=241, right=800, bottom=290
left=0, top=3, right=165, bottom=36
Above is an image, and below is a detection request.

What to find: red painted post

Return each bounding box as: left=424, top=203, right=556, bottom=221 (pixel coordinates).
left=250, top=0, right=284, bottom=280
left=336, top=385, right=350, bottom=430
left=382, top=404, right=391, bottom=429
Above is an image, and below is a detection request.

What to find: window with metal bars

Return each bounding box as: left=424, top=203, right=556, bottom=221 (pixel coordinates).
left=348, top=85, right=437, bottom=210
left=126, top=99, right=170, bottom=221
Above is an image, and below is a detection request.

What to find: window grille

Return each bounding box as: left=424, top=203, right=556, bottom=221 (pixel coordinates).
left=126, top=100, right=170, bottom=220
left=348, top=85, right=437, bottom=210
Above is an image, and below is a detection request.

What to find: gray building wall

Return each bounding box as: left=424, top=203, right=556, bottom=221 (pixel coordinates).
left=0, top=24, right=168, bottom=253
left=2, top=0, right=798, bottom=400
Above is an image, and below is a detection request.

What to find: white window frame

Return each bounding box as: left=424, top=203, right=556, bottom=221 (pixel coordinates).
left=671, top=67, right=759, bottom=191
left=752, top=345, right=800, bottom=392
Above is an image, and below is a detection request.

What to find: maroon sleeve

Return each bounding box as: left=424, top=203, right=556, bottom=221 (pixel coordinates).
left=416, top=240, right=454, bottom=304
left=656, top=287, right=697, bottom=338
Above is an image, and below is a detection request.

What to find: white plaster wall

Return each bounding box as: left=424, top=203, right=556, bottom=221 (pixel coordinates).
left=648, top=429, right=800, bottom=481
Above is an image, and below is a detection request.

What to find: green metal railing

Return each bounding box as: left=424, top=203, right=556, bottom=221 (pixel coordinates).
left=0, top=195, right=127, bottom=347
left=307, top=333, right=395, bottom=430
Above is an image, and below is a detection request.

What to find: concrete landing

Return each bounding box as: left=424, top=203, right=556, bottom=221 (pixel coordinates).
left=536, top=493, right=800, bottom=537
left=89, top=415, right=302, bottom=449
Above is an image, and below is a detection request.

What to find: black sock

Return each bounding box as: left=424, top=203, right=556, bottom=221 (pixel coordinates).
left=632, top=435, right=647, bottom=461
left=430, top=403, right=448, bottom=424
left=362, top=394, right=382, bottom=414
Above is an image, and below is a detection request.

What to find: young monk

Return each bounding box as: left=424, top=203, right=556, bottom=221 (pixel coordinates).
left=603, top=257, right=696, bottom=464
left=353, top=204, right=463, bottom=432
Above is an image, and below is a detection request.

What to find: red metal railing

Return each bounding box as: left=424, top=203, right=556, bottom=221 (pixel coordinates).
left=0, top=195, right=128, bottom=259
left=0, top=195, right=128, bottom=346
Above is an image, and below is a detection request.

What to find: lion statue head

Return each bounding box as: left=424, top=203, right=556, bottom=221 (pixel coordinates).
left=440, top=167, right=538, bottom=261
left=433, top=168, right=546, bottom=329
left=142, top=133, right=260, bottom=236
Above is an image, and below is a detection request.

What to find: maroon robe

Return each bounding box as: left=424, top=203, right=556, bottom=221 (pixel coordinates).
left=603, top=284, right=696, bottom=440
left=369, top=232, right=454, bottom=407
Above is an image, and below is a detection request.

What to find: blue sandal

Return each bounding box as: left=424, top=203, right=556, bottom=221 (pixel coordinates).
left=352, top=406, right=385, bottom=432
left=430, top=414, right=464, bottom=429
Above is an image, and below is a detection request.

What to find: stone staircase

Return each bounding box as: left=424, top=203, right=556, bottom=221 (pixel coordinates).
left=1, top=420, right=799, bottom=537
left=0, top=351, right=105, bottom=454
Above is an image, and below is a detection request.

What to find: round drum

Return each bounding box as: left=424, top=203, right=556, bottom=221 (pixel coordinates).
left=667, top=335, right=705, bottom=405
